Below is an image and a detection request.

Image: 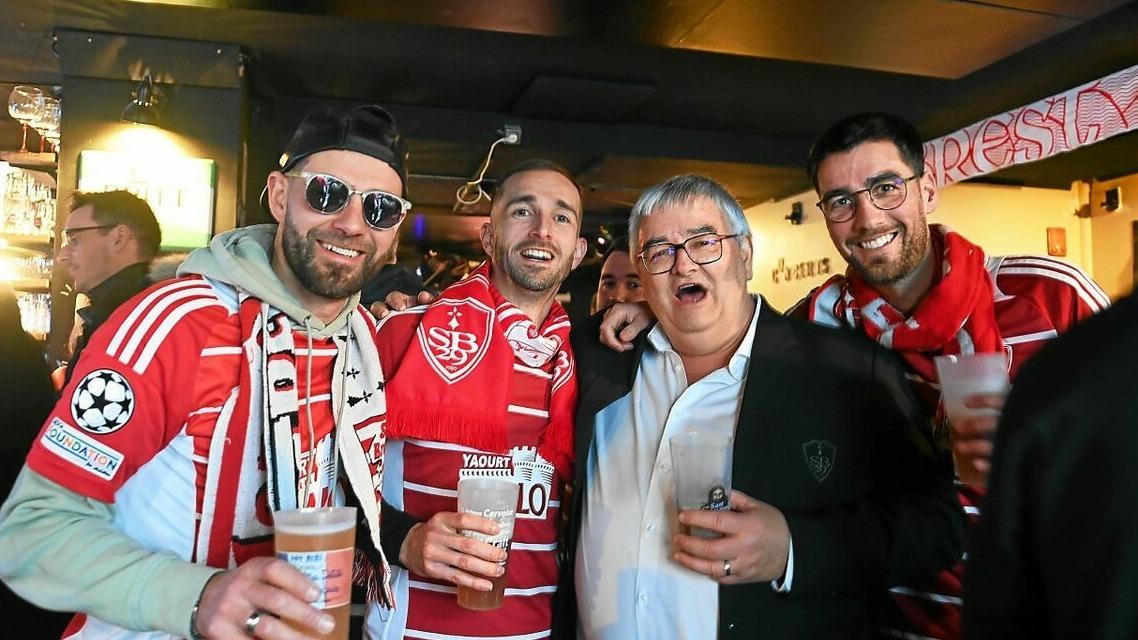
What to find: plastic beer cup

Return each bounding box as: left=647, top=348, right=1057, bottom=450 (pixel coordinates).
left=274, top=507, right=356, bottom=640
left=934, top=352, right=1011, bottom=484
left=670, top=430, right=734, bottom=538
left=456, top=477, right=519, bottom=610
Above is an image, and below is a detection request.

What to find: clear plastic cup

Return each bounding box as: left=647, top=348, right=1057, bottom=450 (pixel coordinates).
left=274, top=507, right=357, bottom=640
left=670, top=430, right=734, bottom=538
left=456, top=477, right=519, bottom=610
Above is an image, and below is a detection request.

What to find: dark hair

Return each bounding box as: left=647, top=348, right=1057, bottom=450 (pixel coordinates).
left=70, top=190, right=162, bottom=260
left=604, top=234, right=631, bottom=258
left=806, top=112, right=926, bottom=190
left=494, top=159, right=582, bottom=202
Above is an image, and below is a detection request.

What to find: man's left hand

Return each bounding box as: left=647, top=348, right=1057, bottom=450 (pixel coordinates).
left=672, top=490, right=790, bottom=584
left=369, top=290, right=434, bottom=319
left=949, top=392, right=1007, bottom=486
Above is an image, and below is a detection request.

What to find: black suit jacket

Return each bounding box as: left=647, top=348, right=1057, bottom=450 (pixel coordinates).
left=556, top=299, right=963, bottom=639
left=965, top=291, right=1138, bottom=640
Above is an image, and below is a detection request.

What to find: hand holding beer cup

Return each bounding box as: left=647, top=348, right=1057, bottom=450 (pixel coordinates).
left=192, top=556, right=333, bottom=639
left=272, top=507, right=357, bottom=640
left=455, top=477, right=519, bottom=610
left=673, top=490, right=791, bottom=585
left=400, top=508, right=509, bottom=592
left=934, top=353, right=1010, bottom=487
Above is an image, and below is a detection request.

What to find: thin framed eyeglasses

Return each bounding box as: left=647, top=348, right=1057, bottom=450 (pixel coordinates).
left=636, top=232, right=739, bottom=275
left=285, top=171, right=411, bottom=230
left=816, top=175, right=919, bottom=223
left=61, top=224, right=117, bottom=248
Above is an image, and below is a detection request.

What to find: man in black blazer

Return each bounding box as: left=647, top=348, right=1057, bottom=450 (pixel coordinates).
left=964, top=290, right=1138, bottom=640
left=556, top=174, right=962, bottom=639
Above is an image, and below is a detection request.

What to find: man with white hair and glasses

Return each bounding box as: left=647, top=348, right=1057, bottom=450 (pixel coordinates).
left=557, top=174, right=962, bottom=639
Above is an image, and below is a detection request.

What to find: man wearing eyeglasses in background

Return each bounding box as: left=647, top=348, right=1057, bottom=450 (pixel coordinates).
left=791, top=112, right=1108, bottom=640
left=56, top=190, right=161, bottom=388
left=0, top=104, right=409, bottom=639
left=557, top=174, right=962, bottom=639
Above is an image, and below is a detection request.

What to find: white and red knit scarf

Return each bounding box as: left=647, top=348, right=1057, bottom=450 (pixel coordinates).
left=193, top=293, right=394, bottom=607
left=805, top=225, right=1003, bottom=384
left=382, top=261, right=576, bottom=480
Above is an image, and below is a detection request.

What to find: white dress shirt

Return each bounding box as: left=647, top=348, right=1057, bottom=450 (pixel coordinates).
left=577, top=299, right=782, bottom=640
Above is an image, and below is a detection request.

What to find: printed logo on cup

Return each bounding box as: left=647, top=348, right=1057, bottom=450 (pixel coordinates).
left=459, top=446, right=554, bottom=520
left=700, top=484, right=730, bottom=511
left=276, top=547, right=353, bottom=609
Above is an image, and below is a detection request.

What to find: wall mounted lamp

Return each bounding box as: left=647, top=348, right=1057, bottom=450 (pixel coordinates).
left=121, top=74, right=163, bottom=128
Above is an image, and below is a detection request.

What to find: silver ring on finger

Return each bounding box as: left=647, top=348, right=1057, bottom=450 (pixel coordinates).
left=244, top=610, right=263, bottom=636
left=723, top=559, right=732, bottom=577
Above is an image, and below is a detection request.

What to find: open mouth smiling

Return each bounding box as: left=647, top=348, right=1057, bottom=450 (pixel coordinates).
left=520, top=247, right=555, bottom=262
left=854, top=230, right=898, bottom=251
left=675, top=282, right=707, bottom=302
left=319, top=240, right=362, bottom=258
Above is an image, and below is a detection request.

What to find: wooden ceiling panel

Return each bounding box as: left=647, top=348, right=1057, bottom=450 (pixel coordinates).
left=676, top=0, right=1115, bottom=78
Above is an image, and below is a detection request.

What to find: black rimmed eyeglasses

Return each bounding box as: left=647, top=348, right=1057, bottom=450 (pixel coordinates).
left=636, top=232, right=739, bottom=275
left=285, top=171, right=411, bottom=230
left=816, top=175, right=919, bottom=223
left=61, top=225, right=118, bottom=248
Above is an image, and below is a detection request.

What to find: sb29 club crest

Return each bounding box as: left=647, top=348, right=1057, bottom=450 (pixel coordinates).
left=417, top=297, right=494, bottom=383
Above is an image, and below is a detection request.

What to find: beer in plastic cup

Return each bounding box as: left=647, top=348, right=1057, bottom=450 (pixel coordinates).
left=274, top=507, right=356, bottom=640
left=934, top=352, right=1011, bottom=484
left=670, top=430, right=733, bottom=538
left=456, top=476, right=519, bottom=610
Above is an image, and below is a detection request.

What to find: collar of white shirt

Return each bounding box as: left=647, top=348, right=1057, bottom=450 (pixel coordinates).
left=644, top=294, right=761, bottom=383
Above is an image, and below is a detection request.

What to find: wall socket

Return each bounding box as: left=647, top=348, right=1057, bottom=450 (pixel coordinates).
left=502, top=123, right=522, bottom=145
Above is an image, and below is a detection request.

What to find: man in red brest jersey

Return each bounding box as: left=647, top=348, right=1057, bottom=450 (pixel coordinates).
left=368, top=159, right=587, bottom=639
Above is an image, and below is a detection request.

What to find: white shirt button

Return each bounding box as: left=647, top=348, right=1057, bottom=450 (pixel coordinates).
left=646, top=524, right=656, bottom=532
left=638, top=592, right=647, bottom=604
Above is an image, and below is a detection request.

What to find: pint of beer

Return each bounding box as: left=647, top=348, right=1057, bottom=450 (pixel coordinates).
left=670, top=430, right=733, bottom=539
left=274, top=507, right=356, bottom=640
left=456, top=477, right=518, bottom=610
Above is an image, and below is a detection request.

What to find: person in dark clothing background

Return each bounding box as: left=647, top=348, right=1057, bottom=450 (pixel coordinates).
left=359, top=231, right=424, bottom=308
left=56, top=190, right=161, bottom=387
left=964, top=290, right=1138, bottom=640
left=0, top=283, right=70, bottom=636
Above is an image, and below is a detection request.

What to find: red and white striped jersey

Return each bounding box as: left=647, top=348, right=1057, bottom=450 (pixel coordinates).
left=795, top=254, right=1108, bottom=640
left=370, top=299, right=564, bottom=640
left=25, top=275, right=346, bottom=639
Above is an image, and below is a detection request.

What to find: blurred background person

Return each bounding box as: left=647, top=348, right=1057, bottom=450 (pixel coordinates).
left=964, top=290, right=1138, bottom=640
left=0, top=282, right=69, bottom=636
left=56, top=190, right=160, bottom=387
left=590, top=234, right=641, bottom=313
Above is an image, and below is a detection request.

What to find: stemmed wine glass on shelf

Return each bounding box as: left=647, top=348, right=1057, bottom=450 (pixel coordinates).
left=8, top=86, right=44, bottom=153
left=31, top=97, right=60, bottom=154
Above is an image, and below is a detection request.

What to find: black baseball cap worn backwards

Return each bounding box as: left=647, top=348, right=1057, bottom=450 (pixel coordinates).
left=278, top=103, right=408, bottom=193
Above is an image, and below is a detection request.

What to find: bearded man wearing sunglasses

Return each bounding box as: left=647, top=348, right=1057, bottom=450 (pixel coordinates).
left=0, top=104, right=406, bottom=640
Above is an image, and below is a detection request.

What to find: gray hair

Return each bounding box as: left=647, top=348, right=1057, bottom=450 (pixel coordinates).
left=627, top=175, right=751, bottom=253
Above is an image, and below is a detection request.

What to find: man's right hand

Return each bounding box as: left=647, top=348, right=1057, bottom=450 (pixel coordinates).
left=194, top=557, right=333, bottom=639
left=369, top=290, right=434, bottom=319
left=599, top=301, right=654, bottom=352
left=400, top=511, right=507, bottom=591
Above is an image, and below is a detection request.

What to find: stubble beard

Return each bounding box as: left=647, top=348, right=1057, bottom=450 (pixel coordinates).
left=495, top=244, right=572, bottom=294
left=281, top=209, right=385, bottom=300
left=848, top=217, right=930, bottom=287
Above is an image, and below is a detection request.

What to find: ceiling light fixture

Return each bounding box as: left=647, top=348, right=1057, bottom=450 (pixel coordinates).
left=121, top=74, right=163, bottom=128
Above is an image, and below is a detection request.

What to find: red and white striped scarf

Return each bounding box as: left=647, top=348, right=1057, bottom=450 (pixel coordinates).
left=805, top=225, right=1003, bottom=384
left=382, top=261, right=576, bottom=480
left=192, top=293, right=394, bottom=606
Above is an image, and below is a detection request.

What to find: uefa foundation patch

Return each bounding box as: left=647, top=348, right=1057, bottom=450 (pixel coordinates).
left=41, top=417, right=125, bottom=480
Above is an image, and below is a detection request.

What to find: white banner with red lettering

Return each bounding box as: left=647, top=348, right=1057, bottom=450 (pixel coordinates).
left=924, top=63, right=1138, bottom=186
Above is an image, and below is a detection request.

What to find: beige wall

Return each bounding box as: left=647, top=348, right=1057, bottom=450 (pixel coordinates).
left=1088, top=175, right=1138, bottom=300
left=744, top=183, right=1093, bottom=312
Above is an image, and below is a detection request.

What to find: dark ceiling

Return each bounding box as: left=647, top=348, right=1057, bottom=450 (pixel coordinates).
left=2, top=0, right=1138, bottom=253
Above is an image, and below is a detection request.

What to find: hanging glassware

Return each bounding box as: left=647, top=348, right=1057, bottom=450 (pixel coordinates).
left=8, top=86, right=44, bottom=154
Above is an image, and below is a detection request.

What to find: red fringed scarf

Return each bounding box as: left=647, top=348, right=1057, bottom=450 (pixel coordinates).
left=382, top=261, right=576, bottom=479
left=808, top=224, right=1003, bottom=384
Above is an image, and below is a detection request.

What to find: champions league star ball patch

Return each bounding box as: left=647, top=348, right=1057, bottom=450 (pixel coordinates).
left=71, top=369, right=135, bottom=434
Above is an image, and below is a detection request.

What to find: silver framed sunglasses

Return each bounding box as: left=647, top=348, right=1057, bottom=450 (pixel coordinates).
left=285, top=171, right=411, bottom=230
